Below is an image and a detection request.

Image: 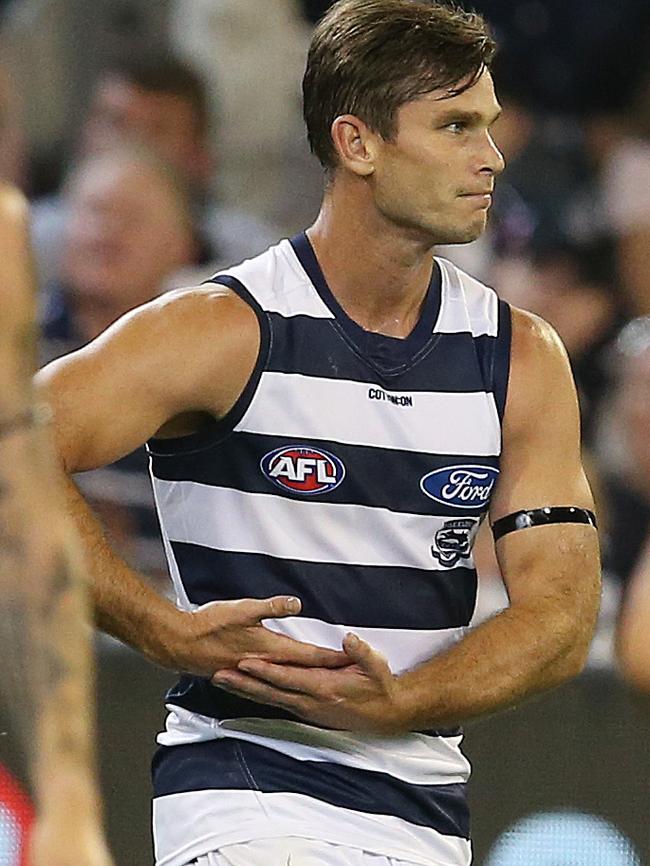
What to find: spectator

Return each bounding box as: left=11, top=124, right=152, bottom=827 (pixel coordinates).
left=617, top=539, right=650, bottom=692
left=31, top=50, right=278, bottom=289
left=569, top=84, right=650, bottom=316
left=41, top=145, right=198, bottom=586
left=598, top=318, right=650, bottom=587
left=169, top=0, right=314, bottom=232
left=494, top=237, right=625, bottom=445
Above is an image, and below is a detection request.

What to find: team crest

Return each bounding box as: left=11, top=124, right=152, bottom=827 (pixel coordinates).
left=431, top=518, right=479, bottom=567
left=260, top=445, right=345, bottom=495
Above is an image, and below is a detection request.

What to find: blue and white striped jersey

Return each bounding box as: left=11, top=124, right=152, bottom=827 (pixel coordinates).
left=148, top=233, right=511, bottom=866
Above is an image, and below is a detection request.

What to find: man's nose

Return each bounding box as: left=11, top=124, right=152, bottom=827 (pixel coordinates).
left=484, top=132, right=506, bottom=176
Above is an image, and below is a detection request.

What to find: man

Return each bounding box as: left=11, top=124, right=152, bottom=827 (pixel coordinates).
left=0, top=183, right=113, bottom=865
left=31, top=51, right=278, bottom=289
left=38, top=2, right=601, bottom=865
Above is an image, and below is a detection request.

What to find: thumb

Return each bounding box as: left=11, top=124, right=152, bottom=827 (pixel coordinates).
left=224, top=595, right=302, bottom=626
left=343, top=633, right=390, bottom=680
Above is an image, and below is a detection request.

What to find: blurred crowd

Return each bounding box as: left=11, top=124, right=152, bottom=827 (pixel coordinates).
left=1, top=0, right=649, bottom=689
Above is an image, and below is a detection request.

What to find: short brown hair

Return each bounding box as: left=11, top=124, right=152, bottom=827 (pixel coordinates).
left=303, top=0, right=496, bottom=169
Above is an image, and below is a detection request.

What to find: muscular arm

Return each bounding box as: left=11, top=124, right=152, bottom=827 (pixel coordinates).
left=0, top=184, right=111, bottom=863
left=394, top=308, right=600, bottom=728
left=213, top=308, right=602, bottom=733
left=37, top=290, right=347, bottom=674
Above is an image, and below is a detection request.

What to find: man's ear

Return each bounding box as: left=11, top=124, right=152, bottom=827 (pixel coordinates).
left=330, top=115, right=379, bottom=177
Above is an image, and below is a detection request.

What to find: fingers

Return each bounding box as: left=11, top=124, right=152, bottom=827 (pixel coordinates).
left=235, top=659, right=315, bottom=694
left=343, top=633, right=391, bottom=681
left=250, top=632, right=349, bottom=667
left=212, top=669, right=305, bottom=714
left=237, top=595, right=302, bottom=624
left=198, top=595, right=302, bottom=627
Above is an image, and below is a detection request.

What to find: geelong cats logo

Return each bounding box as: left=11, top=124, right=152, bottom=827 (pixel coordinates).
left=431, top=519, right=479, bottom=567
left=261, top=446, right=345, bottom=495
left=420, top=465, right=499, bottom=509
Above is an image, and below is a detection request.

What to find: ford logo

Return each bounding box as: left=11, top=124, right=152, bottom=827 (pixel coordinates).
left=420, top=465, right=499, bottom=509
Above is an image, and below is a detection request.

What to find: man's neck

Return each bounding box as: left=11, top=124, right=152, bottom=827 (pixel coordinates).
left=306, top=188, right=437, bottom=338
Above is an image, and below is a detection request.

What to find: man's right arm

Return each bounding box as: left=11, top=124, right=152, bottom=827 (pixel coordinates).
left=37, top=288, right=347, bottom=674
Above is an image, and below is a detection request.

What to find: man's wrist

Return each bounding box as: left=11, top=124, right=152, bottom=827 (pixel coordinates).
left=390, top=673, right=425, bottom=734
left=138, top=601, right=189, bottom=669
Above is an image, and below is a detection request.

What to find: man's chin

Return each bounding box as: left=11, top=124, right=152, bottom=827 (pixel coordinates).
left=435, top=216, right=488, bottom=246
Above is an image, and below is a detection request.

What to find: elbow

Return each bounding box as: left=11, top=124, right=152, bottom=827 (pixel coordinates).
left=553, top=641, right=590, bottom=686
left=549, top=615, right=595, bottom=686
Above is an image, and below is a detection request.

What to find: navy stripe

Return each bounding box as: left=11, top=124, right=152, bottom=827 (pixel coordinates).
left=152, top=738, right=470, bottom=839
left=151, top=432, right=499, bottom=517
left=493, top=300, right=512, bottom=421
left=267, top=311, right=499, bottom=391
left=164, top=676, right=461, bottom=738
left=171, top=542, right=477, bottom=629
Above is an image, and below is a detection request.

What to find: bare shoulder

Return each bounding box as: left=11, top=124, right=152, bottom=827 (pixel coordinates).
left=143, top=284, right=261, bottom=411
left=131, top=282, right=258, bottom=341
left=505, top=305, right=577, bottom=440
left=509, top=305, right=568, bottom=370
left=82, top=282, right=260, bottom=389
left=491, top=308, right=593, bottom=522
left=37, top=283, right=263, bottom=471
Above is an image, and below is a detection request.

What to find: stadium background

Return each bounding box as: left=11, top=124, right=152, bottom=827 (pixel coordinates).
left=1, top=0, right=650, bottom=864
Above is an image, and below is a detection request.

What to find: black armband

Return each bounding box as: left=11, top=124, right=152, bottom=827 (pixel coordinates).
left=0, top=404, right=51, bottom=440
left=491, top=507, right=597, bottom=541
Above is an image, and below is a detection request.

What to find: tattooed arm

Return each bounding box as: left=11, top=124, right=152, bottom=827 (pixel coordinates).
left=0, top=184, right=113, bottom=865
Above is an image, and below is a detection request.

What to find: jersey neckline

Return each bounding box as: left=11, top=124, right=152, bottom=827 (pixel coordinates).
left=289, top=232, right=442, bottom=374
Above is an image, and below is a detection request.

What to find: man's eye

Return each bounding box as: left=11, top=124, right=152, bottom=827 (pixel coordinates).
left=446, top=122, right=467, bottom=134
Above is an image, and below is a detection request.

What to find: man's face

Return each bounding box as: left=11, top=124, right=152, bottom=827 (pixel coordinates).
left=369, top=69, right=505, bottom=245
left=62, top=157, right=194, bottom=313
left=83, top=77, right=209, bottom=186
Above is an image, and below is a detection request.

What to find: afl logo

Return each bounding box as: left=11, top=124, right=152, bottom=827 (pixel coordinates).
left=261, top=446, right=346, bottom=495
left=421, top=464, right=499, bottom=509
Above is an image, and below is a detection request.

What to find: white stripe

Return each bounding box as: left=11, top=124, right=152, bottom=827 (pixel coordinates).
left=217, top=240, right=335, bottom=319
left=261, top=617, right=466, bottom=675
left=150, top=463, right=192, bottom=610
left=152, top=480, right=476, bottom=570
left=158, top=706, right=470, bottom=786
left=435, top=258, right=498, bottom=337
left=153, top=789, right=471, bottom=866
left=236, top=372, right=501, bottom=456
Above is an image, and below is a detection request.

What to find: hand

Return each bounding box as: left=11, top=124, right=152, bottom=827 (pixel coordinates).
left=29, top=814, right=114, bottom=866
left=158, top=596, right=350, bottom=676
left=213, top=633, right=407, bottom=734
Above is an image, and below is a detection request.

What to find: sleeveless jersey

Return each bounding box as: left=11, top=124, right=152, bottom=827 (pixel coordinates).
left=148, top=234, right=511, bottom=866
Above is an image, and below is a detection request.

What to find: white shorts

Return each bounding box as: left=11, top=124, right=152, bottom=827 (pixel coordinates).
left=192, top=838, right=423, bottom=866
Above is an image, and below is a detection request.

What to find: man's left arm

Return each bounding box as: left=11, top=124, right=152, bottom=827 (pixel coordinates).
left=213, top=307, right=601, bottom=734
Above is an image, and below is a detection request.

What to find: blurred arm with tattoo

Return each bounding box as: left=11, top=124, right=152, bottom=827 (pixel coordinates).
left=0, top=184, right=113, bottom=866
